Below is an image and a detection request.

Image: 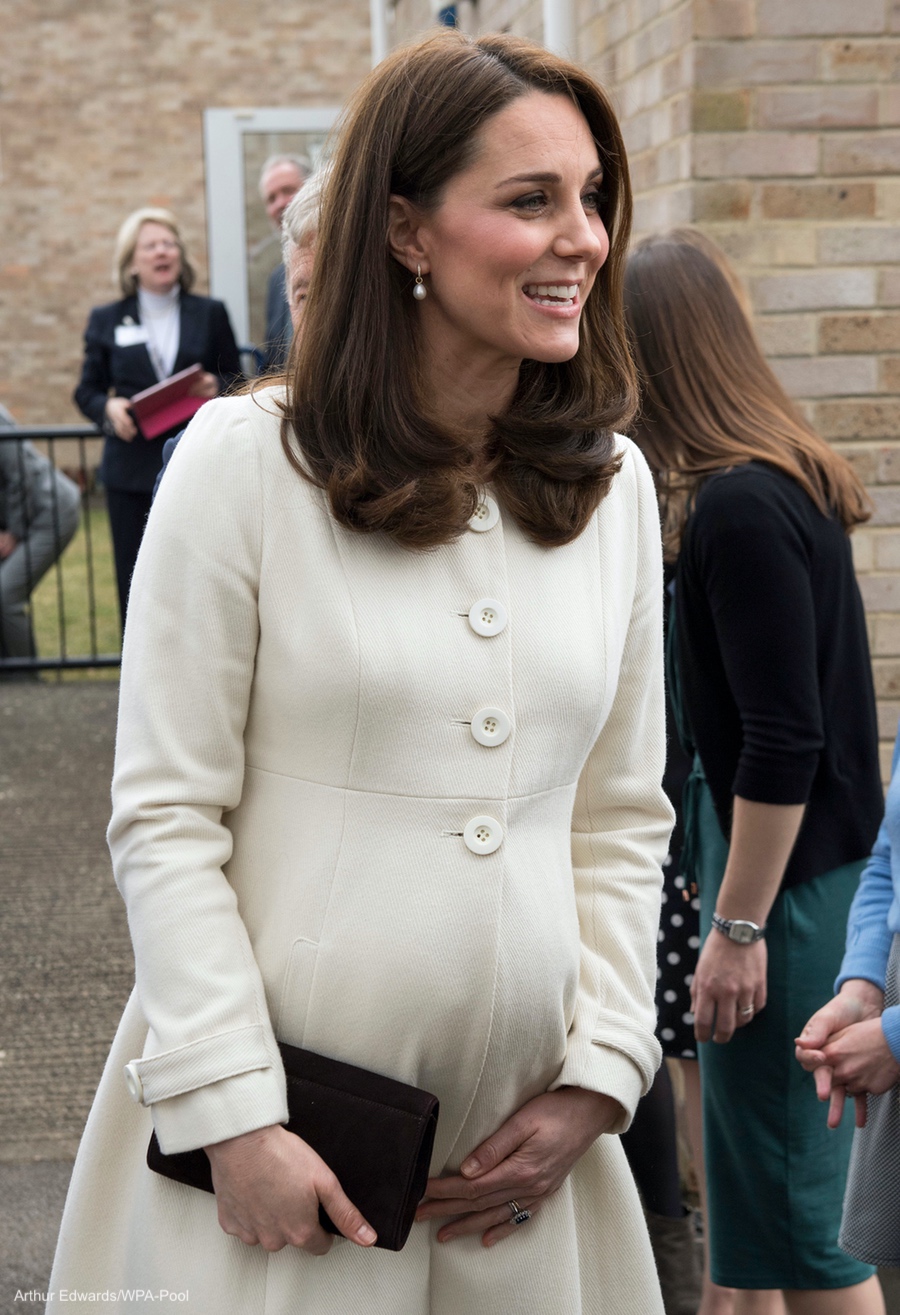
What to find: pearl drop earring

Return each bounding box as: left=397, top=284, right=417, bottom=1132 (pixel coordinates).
left=413, top=265, right=427, bottom=301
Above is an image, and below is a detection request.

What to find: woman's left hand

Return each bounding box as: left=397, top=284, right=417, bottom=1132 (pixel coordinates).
left=691, top=933, right=767, bottom=1044
left=416, top=1087, right=622, bottom=1247
left=821, top=1018, right=900, bottom=1103
left=191, top=371, right=220, bottom=399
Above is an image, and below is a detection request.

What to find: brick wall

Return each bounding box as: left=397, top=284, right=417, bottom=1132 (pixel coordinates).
left=0, top=0, right=370, bottom=424
left=687, top=1, right=900, bottom=775
left=577, top=0, right=694, bottom=235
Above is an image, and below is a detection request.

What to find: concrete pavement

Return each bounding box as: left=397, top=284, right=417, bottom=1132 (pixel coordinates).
left=0, top=682, right=129, bottom=1315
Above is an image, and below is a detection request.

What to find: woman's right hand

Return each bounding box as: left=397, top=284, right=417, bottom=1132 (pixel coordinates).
left=795, top=979, right=884, bottom=1075
left=204, top=1124, right=377, bottom=1255
left=105, top=396, right=137, bottom=441
left=795, top=980, right=885, bottom=1128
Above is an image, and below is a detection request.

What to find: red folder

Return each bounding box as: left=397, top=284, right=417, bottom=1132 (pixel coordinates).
left=129, top=364, right=207, bottom=440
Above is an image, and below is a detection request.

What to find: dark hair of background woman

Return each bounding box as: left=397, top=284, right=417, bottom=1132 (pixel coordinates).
left=624, top=229, right=870, bottom=559
left=278, top=30, right=637, bottom=549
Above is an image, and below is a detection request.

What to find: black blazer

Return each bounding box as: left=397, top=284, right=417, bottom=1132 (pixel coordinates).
left=74, top=292, right=242, bottom=493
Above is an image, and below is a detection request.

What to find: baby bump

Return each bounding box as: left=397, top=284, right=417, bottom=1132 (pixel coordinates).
left=230, top=783, right=582, bottom=1158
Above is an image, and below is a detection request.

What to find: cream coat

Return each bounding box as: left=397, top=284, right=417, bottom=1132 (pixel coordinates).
left=51, top=390, right=673, bottom=1314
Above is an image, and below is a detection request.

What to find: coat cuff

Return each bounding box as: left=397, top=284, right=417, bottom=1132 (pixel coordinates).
left=123, top=1023, right=276, bottom=1106
left=835, top=932, right=892, bottom=995
left=549, top=1036, right=652, bottom=1134
left=151, top=1064, right=289, bottom=1155
left=881, top=1006, right=900, bottom=1065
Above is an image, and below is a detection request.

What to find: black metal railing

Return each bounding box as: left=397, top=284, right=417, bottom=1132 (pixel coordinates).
left=0, top=424, right=121, bottom=675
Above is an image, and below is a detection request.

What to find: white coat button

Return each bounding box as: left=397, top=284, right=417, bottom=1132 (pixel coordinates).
left=468, top=598, right=507, bottom=637
left=471, top=707, right=511, bottom=747
left=463, top=815, right=504, bottom=855
left=468, top=495, right=500, bottom=532
left=123, top=1062, right=144, bottom=1104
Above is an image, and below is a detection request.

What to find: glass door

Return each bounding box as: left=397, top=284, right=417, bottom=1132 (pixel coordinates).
left=204, top=108, right=340, bottom=353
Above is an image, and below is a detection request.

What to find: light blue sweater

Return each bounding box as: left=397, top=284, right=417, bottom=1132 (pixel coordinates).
left=836, top=723, right=900, bottom=1061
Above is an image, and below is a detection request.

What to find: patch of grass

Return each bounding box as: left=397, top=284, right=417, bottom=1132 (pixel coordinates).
left=30, top=502, right=121, bottom=681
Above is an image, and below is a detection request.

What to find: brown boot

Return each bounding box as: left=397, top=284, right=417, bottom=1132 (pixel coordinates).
left=645, top=1209, right=703, bottom=1315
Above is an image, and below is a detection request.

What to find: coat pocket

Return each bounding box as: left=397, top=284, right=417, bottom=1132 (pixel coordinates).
left=276, top=937, right=319, bottom=1045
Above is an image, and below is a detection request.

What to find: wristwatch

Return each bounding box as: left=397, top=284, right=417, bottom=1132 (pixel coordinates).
left=711, top=912, right=766, bottom=944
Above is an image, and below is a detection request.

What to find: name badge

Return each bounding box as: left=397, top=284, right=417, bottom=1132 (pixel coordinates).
left=115, top=324, right=150, bottom=347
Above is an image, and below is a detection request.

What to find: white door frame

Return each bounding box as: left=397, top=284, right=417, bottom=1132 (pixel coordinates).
left=203, top=107, right=341, bottom=345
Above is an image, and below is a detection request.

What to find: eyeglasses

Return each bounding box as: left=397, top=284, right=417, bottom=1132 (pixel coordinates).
left=136, top=238, right=180, bottom=254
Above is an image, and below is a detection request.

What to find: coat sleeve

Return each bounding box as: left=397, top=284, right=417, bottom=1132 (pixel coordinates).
left=549, top=443, right=673, bottom=1131
left=107, top=397, right=288, bottom=1155
left=73, top=307, right=113, bottom=429
left=837, top=723, right=898, bottom=990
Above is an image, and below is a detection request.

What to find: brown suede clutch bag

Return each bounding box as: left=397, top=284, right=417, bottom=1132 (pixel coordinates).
left=146, top=1040, right=440, bottom=1252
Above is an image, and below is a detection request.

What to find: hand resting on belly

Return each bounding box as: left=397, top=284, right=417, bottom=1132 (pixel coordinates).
left=415, top=1086, right=623, bottom=1247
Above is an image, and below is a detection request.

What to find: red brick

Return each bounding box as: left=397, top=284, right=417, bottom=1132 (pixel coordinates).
left=821, top=40, right=900, bottom=82
left=871, top=615, right=900, bottom=654
left=816, top=401, right=900, bottom=441
left=873, top=657, right=900, bottom=697
left=753, top=270, right=877, bottom=313
left=832, top=442, right=879, bottom=483
left=757, top=87, right=878, bottom=130
left=756, top=315, right=817, bottom=357
left=692, top=181, right=753, bottom=221
left=881, top=87, right=900, bottom=126
left=854, top=529, right=876, bottom=573
left=876, top=181, right=900, bottom=219
left=695, top=41, right=820, bottom=89
left=819, top=227, right=900, bottom=265
left=877, top=702, right=900, bottom=741
left=860, top=575, right=900, bottom=610
left=878, top=448, right=900, bottom=483
left=760, top=182, right=876, bottom=220
left=692, top=91, right=751, bottom=132
left=758, top=0, right=886, bottom=36
left=824, top=134, right=900, bottom=176
left=820, top=314, right=900, bottom=353
left=712, top=223, right=815, bottom=267
left=694, top=132, right=819, bottom=178
left=771, top=355, right=878, bottom=398
left=693, top=0, right=755, bottom=39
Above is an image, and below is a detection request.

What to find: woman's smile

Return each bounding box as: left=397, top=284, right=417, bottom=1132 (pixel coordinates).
left=522, top=282, right=581, bottom=312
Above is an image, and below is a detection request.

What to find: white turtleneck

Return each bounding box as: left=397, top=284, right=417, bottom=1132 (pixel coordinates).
left=137, top=285, right=181, bottom=379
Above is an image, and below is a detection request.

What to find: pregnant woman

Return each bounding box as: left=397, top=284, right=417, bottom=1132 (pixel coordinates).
left=51, top=33, right=673, bottom=1313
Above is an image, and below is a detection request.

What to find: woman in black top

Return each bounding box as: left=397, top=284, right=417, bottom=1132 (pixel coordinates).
left=74, top=207, right=241, bottom=625
left=624, top=230, right=884, bottom=1315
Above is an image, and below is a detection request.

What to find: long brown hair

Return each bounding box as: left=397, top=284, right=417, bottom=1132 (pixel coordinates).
left=279, top=30, right=637, bottom=549
left=623, top=229, right=870, bottom=558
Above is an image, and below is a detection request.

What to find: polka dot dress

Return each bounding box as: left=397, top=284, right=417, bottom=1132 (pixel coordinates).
left=656, top=851, right=701, bottom=1058
left=657, top=620, right=700, bottom=1060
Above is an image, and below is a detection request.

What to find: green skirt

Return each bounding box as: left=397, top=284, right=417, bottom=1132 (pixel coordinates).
left=691, top=772, right=876, bottom=1290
